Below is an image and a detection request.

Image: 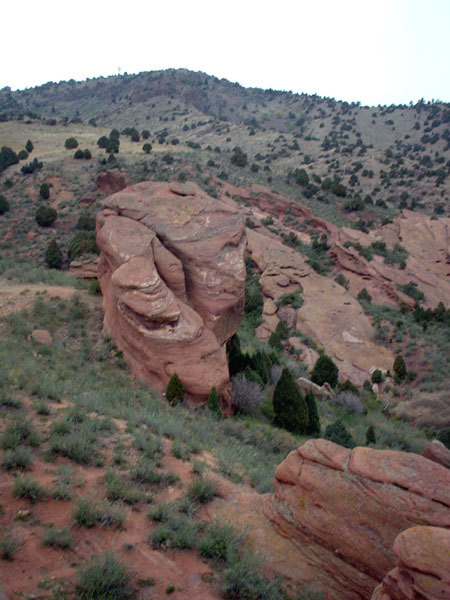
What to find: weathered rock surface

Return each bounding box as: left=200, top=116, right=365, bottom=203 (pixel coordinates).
left=371, top=526, right=450, bottom=600
left=246, top=227, right=393, bottom=385
left=95, top=169, right=130, bottom=193
left=423, top=439, right=450, bottom=469
left=333, top=210, right=450, bottom=310
left=265, top=439, right=450, bottom=600
left=97, top=181, right=246, bottom=402
left=69, top=257, right=99, bottom=279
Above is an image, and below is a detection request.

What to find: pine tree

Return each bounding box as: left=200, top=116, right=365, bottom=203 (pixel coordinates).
left=39, top=183, right=50, bottom=200
left=273, top=367, right=309, bottom=434
left=393, top=354, right=407, bottom=382
left=166, top=373, right=184, bottom=405
left=305, top=391, right=320, bottom=435
left=324, top=420, right=355, bottom=448
left=25, top=139, right=33, bottom=153
left=207, top=387, right=221, bottom=418
left=311, top=354, right=339, bottom=387
left=45, top=239, right=63, bottom=269
left=366, top=425, right=376, bottom=445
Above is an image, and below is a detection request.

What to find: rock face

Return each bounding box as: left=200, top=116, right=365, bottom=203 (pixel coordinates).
left=246, top=227, right=393, bottom=385
left=265, top=439, right=450, bottom=600
left=423, top=439, right=450, bottom=469
left=69, top=257, right=99, bottom=279
left=371, top=526, right=450, bottom=600
left=96, top=181, right=246, bottom=403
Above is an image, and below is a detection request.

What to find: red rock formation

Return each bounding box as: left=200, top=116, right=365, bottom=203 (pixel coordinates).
left=96, top=181, right=246, bottom=403
left=423, top=439, right=450, bottom=469
left=371, top=526, right=450, bottom=600
left=69, top=258, right=99, bottom=279
left=95, top=169, right=130, bottom=193
left=265, top=439, right=450, bottom=600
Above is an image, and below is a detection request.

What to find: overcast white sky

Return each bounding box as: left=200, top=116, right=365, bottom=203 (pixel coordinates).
left=3, top=0, right=450, bottom=107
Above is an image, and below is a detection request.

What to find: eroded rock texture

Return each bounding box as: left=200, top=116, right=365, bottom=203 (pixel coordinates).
left=371, top=526, right=450, bottom=600
left=96, top=181, right=246, bottom=402
left=265, top=439, right=450, bottom=600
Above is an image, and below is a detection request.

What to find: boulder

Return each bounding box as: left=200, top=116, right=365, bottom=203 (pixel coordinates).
left=69, top=258, right=99, bottom=279
left=95, top=169, right=130, bottom=193
left=29, top=329, right=53, bottom=346
left=265, top=439, right=450, bottom=600
left=371, top=526, right=450, bottom=600
left=423, top=439, right=450, bottom=469
left=97, top=181, right=246, bottom=403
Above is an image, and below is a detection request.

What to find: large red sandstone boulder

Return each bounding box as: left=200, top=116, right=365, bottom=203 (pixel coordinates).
left=265, top=439, right=450, bottom=600
left=96, top=181, right=246, bottom=403
left=423, top=439, right=450, bottom=469
left=371, top=526, right=450, bottom=600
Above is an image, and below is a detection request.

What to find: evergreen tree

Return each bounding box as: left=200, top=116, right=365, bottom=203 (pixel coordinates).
left=45, top=239, right=63, bottom=269
left=305, top=391, right=320, bottom=435
left=311, top=354, right=339, bottom=387
left=0, top=195, right=10, bottom=215
left=324, top=420, right=355, bottom=448
left=25, top=139, right=33, bottom=153
left=166, top=373, right=184, bottom=405
left=207, top=387, right=221, bottom=418
left=227, top=334, right=245, bottom=377
left=273, top=367, right=309, bottom=434
left=35, top=206, right=57, bottom=227
left=40, top=183, right=50, bottom=200
left=366, top=425, right=376, bottom=445
left=393, top=354, right=407, bottom=382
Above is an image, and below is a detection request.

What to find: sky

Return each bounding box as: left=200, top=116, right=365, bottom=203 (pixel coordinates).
left=3, top=0, right=450, bottom=107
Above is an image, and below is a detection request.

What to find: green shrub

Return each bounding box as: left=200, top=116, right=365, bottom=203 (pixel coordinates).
left=305, top=391, right=320, bottom=435
left=97, top=136, right=109, bottom=148
left=198, top=522, right=240, bottom=561
left=42, top=526, right=72, bottom=549
left=230, top=147, right=248, bottom=167
left=273, top=367, right=309, bottom=434
left=18, top=149, right=29, bottom=161
left=393, top=354, right=407, bottom=382
left=64, top=137, right=78, bottom=149
left=74, top=149, right=84, bottom=159
left=221, top=552, right=286, bottom=600
left=0, top=146, right=19, bottom=172
left=76, top=553, right=134, bottom=600
left=13, top=475, right=46, bottom=503
left=166, top=373, right=184, bottom=405
left=437, top=428, right=450, bottom=449
left=207, top=387, right=221, bottom=417
left=0, top=195, right=10, bottom=214
left=73, top=498, right=125, bottom=529
left=83, top=149, right=92, bottom=159
left=0, top=530, right=17, bottom=560
left=104, top=471, right=142, bottom=504
left=45, top=239, right=63, bottom=269
left=357, top=288, right=372, bottom=303
left=188, top=476, right=217, bottom=504
left=68, top=231, right=98, bottom=260
left=143, top=143, right=152, bottom=154
left=25, top=139, right=33, bottom=153
left=371, top=369, right=383, bottom=384
left=324, top=420, right=355, bottom=448
left=35, top=206, right=57, bottom=227
left=76, top=211, right=96, bottom=231
left=39, top=183, right=50, bottom=199
left=311, top=355, right=338, bottom=387
left=0, top=418, right=40, bottom=450
left=2, top=447, right=31, bottom=471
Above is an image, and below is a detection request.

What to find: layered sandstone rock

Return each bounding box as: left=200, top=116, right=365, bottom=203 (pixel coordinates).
left=246, top=227, right=393, bottom=384
left=95, top=169, right=130, bottom=193
left=371, top=526, right=450, bottom=600
left=96, top=181, right=246, bottom=403
left=265, top=439, right=450, bottom=600
left=423, top=439, right=450, bottom=469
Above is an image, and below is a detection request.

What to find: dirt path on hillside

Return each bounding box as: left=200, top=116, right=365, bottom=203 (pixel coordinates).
left=0, top=280, right=101, bottom=317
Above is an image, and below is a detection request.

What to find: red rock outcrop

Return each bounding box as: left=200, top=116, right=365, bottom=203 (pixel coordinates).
left=371, top=526, right=450, bottom=600
left=246, top=227, right=393, bottom=384
left=69, top=258, right=99, bottom=279
left=96, top=181, right=246, bottom=403
left=95, top=169, right=130, bottom=193
left=265, top=439, right=450, bottom=600
left=423, top=439, right=450, bottom=469
left=333, top=210, right=450, bottom=309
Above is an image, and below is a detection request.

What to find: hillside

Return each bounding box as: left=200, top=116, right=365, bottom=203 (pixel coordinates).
left=0, top=69, right=449, bottom=599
